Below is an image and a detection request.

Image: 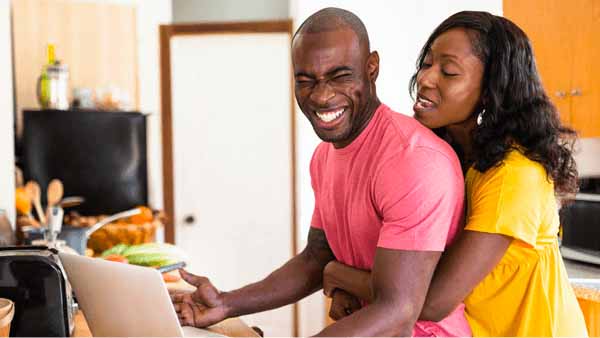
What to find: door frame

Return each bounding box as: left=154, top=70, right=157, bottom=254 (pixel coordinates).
left=158, top=20, right=298, bottom=334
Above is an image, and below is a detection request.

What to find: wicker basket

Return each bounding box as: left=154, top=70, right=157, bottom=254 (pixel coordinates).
left=87, top=220, right=159, bottom=254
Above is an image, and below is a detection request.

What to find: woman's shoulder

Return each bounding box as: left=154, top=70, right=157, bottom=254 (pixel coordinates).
left=468, top=148, right=549, bottom=189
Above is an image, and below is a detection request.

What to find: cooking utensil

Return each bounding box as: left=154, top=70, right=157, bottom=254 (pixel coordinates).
left=47, top=179, right=64, bottom=209
left=85, top=209, right=140, bottom=238
left=58, top=196, right=85, bottom=208
left=25, top=181, right=46, bottom=225
left=60, top=208, right=141, bottom=255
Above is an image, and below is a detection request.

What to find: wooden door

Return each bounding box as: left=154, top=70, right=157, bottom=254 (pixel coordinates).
left=503, top=0, right=574, bottom=126
left=570, top=0, right=600, bottom=137
left=160, top=22, right=296, bottom=336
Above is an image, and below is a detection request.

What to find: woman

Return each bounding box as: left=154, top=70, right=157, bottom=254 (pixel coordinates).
left=322, top=11, right=588, bottom=337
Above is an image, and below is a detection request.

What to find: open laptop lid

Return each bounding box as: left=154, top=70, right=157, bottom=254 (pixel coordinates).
left=59, top=253, right=184, bottom=337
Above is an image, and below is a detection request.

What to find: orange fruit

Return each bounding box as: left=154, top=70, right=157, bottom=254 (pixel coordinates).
left=15, top=187, right=31, bottom=215
left=130, top=206, right=153, bottom=225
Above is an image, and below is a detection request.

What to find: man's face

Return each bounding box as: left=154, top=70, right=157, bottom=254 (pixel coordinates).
left=292, top=28, right=377, bottom=148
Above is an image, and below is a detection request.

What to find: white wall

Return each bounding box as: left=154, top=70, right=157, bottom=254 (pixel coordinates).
left=172, top=0, right=288, bottom=23
left=134, top=0, right=172, bottom=213
left=0, top=1, right=15, bottom=226
left=289, top=1, right=502, bottom=334
left=574, top=138, right=600, bottom=178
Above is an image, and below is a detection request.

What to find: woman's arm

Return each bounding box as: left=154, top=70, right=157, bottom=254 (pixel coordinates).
left=419, top=230, right=511, bottom=321
left=323, top=260, right=373, bottom=302
left=324, top=230, right=512, bottom=322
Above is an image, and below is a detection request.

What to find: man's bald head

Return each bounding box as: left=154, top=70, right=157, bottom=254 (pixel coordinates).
left=291, top=7, right=380, bottom=148
left=293, top=7, right=370, bottom=52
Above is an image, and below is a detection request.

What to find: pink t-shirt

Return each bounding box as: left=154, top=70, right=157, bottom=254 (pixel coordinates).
left=311, top=104, right=471, bottom=337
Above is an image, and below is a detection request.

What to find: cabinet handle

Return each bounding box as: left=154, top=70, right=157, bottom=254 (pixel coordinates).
left=555, top=91, right=567, bottom=98
left=570, top=88, right=582, bottom=96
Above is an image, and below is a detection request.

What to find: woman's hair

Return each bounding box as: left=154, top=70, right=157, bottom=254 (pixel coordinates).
left=409, top=11, right=578, bottom=194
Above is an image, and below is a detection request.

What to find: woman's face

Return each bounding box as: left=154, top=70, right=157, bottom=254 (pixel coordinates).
left=413, top=28, right=485, bottom=129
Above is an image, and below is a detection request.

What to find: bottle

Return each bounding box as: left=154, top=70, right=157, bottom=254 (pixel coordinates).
left=36, top=44, right=69, bottom=110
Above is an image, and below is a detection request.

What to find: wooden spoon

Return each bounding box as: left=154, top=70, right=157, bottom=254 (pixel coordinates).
left=25, top=181, right=46, bottom=225
left=47, top=179, right=64, bottom=209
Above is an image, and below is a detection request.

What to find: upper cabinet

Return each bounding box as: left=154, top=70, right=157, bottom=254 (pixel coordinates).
left=504, top=0, right=600, bottom=137
left=11, top=0, right=139, bottom=137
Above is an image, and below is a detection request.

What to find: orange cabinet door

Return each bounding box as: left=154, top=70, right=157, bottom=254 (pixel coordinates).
left=503, top=0, right=574, bottom=126
left=570, top=0, right=600, bottom=137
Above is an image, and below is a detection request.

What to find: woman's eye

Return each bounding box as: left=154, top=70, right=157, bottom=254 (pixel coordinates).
left=421, top=62, right=432, bottom=69
left=441, top=69, right=459, bottom=77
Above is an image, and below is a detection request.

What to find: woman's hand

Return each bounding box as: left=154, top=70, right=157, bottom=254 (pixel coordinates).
left=328, top=289, right=362, bottom=321
left=323, top=261, right=374, bottom=302
left=323, top=261, right=343, bottom=297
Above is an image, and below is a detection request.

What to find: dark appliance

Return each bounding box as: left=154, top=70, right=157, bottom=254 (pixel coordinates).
left=560, top=177, right=600, bottom=265
left=0, top=246, right=76, bottom=336
left=19, top=109, right=148, bottom=215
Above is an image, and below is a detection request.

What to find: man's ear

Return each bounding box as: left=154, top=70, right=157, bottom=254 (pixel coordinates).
left=367, top=51, right=380, bottom=82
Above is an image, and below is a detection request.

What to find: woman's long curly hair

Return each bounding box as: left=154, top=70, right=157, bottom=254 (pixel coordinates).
left=409, top=11, right=578, bottom=194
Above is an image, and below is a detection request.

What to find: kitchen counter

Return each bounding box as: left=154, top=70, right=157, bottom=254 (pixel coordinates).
left=564, top=258, right=600, bottom=336
left=564, top=258, right=600, bottom=279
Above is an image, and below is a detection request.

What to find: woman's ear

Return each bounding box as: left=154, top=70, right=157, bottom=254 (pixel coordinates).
left=367, top=51, right=379, bottom=82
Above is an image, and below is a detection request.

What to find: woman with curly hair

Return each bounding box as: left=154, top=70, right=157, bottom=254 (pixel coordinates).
left=322, top=11, right=588, bottom=336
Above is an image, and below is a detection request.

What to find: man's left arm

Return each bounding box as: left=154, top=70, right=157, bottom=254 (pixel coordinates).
left=315, top=248, right=441, bottom=337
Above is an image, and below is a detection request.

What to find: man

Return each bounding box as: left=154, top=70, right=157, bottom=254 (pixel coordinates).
left=171, top=7, right=470, bottom=336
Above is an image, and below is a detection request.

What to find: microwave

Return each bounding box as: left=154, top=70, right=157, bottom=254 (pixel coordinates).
left=560, top=177, right=600, bottom=265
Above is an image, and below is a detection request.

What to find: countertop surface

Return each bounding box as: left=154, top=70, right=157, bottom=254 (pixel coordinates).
left=564, top=258, right=600, bottom=279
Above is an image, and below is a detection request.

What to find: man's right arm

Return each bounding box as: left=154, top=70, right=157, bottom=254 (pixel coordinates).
left=223, top=227, right=335, bottom=317
left=173, top=227, right=335, bottom=327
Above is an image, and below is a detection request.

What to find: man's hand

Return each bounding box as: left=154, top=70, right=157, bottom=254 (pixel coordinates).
left=328, top=289, right=361, bottom=321
left=170, top=269, right=229, bottom=328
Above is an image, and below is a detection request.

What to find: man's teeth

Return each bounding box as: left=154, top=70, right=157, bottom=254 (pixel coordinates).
left=316, top=109, right=345, bottom=123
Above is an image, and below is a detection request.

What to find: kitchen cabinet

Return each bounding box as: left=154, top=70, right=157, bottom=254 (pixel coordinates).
left=11, top=0, right=139, bottom=138
left=504, top=0, right=600, bottom=137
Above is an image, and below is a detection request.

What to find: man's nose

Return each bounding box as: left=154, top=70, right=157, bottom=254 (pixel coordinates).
left=310, top=81, right=335, bottom=106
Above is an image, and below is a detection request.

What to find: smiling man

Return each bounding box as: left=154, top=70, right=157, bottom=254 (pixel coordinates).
left=171, top=8, right=470, bottom=336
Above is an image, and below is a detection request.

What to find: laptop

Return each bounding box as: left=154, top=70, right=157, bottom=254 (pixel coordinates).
left=59, top=252, right=225, bottom=337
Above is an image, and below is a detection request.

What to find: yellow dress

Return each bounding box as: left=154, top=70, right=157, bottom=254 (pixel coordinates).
left=464, top=149, right=588, bottom=337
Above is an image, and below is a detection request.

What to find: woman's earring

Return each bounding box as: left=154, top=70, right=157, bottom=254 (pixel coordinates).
left=477, top=109, right=486, bottom=126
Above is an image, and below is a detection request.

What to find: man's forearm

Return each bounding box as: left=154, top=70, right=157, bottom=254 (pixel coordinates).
left=222, top=228, right=335, bottom=318
left=316, top=301, right=415, bottom=337
left=222, top=251, right=325, bottom=317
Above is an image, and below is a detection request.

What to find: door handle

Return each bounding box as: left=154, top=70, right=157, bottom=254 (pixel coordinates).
left=570, top=88, right=582, bottom=96
left=555, top=91, right=567, bottom=98
left=183, top=214, right=196, bottom=226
